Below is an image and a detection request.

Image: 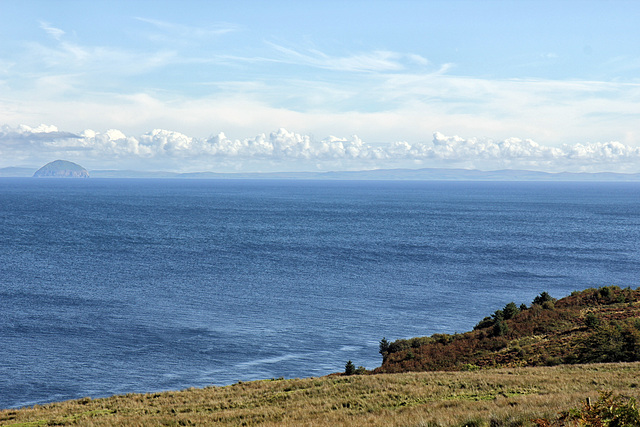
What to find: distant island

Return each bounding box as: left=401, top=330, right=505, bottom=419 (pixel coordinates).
left=33, top=160, right=89, bottom=178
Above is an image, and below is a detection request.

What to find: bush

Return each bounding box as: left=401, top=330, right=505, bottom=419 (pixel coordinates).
left=533, top=292, right=556, bottom=306
left=460, top=363, right=480, bottom=371
left=387, top=339, right=409, bottom=354
left=599, top=286, right=613, bottom=299
left=577, top=320, right=640, bottom=363
left=433, top=334, right=453, bottom=345
left=474, top=316, right=495, bottom=330
left=584, top=313, right=600, bottom=329
left=542, top=300, right=555, bottom=310
left=534, top=391, right=640, bottom=426
left=493, top=320, right=508, bottom=337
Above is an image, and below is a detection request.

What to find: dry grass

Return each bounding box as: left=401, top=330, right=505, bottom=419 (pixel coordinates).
left=2, top=362, right=639, bottom=426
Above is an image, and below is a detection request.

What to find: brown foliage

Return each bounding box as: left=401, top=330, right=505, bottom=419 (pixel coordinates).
left=377, top=286, right=640, bottom=374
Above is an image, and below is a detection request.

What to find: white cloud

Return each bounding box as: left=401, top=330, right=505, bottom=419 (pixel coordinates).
left=387, top=133, right=640, bottom=172
left=39, top=22, right=65, bottom=40
left=2, top=124, right=640, bottom=173
left=3, top=19, right=637, bottom=151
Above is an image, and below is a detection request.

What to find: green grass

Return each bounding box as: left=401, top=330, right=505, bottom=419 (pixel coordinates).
left=2, top=363, right=640, bottom=426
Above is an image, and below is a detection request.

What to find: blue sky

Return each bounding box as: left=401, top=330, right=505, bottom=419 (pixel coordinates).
left=1, top=0, right=639, bottom=172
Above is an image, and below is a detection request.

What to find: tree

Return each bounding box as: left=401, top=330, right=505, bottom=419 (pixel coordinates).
left=379, top=337, right=390, bottom=358
left=503, top=302, right=520, bottom=320
left=344, top=360, right=356, bottom=375
left=533, top=292, right=556, bottom=306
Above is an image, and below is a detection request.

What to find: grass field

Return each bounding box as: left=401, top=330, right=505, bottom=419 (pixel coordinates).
left=2, top=362, right=639, bottom=426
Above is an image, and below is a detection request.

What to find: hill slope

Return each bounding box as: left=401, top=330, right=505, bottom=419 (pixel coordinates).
left=1, top=363, right=639, bottom=426
left=376, top=286, right=640, bottom=373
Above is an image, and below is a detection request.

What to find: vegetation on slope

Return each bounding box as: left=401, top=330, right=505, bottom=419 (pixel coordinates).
left=376, top=286, right=640, bottom=374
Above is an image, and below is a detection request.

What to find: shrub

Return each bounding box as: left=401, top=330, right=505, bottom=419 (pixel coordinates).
left=535, top=391, right=640, bottom=426
left=493, top=320, right=508, bottom=337
left=474, top=316, right=495, bottom=330
left=387, top=339, right=410, bottom=354
left=584, top=313, right=600, bottom=329
left=533, top=292, right=556, bottom=306
left=354, top=366, right=367, bottom=375
left=460, top=363, right=480, bottom=371
left=599, top=286, right=613, bottom=299
left=577, top=320, right=640, bottom=363
left=433, top=334, right=453, bottom=345
left=542, top=300, right=555, bottom=310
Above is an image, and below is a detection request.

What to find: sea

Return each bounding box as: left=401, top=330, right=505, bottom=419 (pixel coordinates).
left=1, top=178, right=639, bottom=409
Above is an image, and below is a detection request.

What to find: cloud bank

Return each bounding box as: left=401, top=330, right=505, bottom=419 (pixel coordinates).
left=2, top=124, right=640, bottom=173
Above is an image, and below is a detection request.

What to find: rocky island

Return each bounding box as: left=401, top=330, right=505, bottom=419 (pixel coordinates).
left=33, top=160, right=89, bottom=178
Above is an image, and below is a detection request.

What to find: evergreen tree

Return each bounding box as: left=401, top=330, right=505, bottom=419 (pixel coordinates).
left=533, top=292, right=555, bottom=306
left=379, top=337, right=390, bottom=359
left=344, top=360, right=356, bottom=375
left=503, top=302, right=520, bottom=320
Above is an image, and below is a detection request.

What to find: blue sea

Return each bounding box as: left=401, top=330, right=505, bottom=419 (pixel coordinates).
left=1, top=179, right=640, bottom=409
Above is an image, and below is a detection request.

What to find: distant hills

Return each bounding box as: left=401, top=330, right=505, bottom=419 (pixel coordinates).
left=1, top=165, right=640, bottom=181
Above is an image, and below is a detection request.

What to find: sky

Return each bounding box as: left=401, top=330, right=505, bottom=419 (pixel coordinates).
left=1, top=0, right=639, bottom=173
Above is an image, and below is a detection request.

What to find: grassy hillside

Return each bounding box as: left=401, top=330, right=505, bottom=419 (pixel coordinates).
left=376, top=286, right=640, bottom=373
left=1, top=363, right=639, bottom=426
left=3, top=286, right=640, bottom=426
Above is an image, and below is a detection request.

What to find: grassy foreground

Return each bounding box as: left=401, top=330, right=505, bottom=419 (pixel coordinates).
left=2, top=362, right=639, bottom=426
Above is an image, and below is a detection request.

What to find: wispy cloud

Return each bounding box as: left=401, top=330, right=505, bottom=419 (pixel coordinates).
left=39, top=21, right=65, bottom=40
left=135, top=17, right=239, bottom=43
left=12, top=24, right=178, bottom=96
left=266, top=42, right=429, bottom=73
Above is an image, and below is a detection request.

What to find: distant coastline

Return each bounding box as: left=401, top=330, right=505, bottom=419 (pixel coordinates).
left=2, top=166, right=640, bottom=181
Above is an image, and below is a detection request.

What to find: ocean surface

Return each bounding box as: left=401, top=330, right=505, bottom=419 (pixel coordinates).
left=1, top=179, right=639, bottom=409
